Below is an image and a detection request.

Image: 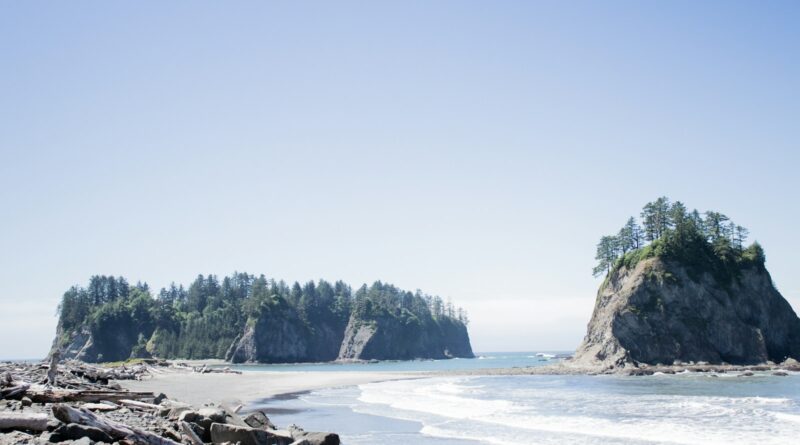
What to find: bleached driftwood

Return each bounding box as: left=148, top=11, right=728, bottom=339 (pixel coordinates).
left=28, top=389, right=154, bottom=403
left=179, top=420, right=204, bottom=445
left=51, top=404, right=181, bottom=445
left=0, top=412, right=49, bottom=431
left=118, top=399, right=160, bottom=411
left=47, top=351, right=60, bottom=386
left=0, top=382, right=30, bottom=399
left=82, top=402, right=119, bottom=411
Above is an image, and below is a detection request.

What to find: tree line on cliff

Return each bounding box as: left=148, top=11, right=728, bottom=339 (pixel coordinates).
left=593, top=197, right=766, bottom=282
left=56, top=274, right=469, bottom=362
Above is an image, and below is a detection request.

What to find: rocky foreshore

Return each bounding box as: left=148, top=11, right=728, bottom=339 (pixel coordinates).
left=443, top=357, right=800, bottom=377
left=0, top=358, right=339, bottom=445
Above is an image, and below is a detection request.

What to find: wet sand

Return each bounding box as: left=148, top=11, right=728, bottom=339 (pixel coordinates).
left=117, top=368, right=423, bottom=406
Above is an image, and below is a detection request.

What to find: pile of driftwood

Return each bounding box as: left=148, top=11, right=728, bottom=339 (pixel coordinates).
left=191, top=365, right=241, bottom=375
left=0, top=358, right=338, bottom=445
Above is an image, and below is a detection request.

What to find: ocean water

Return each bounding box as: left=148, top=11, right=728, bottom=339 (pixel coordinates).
left=247, top=353, right=800, bottom=445
left=228, top=351, right=565, bottom=373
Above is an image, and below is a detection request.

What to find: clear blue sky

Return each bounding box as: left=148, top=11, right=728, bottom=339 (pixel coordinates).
left=1, top=1, right=798, bottom=359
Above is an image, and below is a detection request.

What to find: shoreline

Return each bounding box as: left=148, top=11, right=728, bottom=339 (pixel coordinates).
left=114, top=358, right=800, bottom=410
left=116, top=367, right=428, bottom=407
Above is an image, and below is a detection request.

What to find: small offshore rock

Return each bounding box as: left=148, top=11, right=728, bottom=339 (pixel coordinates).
left=773, top=371, right=789, bottom=376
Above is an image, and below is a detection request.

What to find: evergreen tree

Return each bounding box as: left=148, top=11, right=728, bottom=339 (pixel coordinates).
left=732, top=225, right=749, bottom=250
left=593, top=235, right=619, bottom=277
left=641, top=197, right=672, bottom=241
left=618, top=217, right=643, bottom=253
left=703, top=211, right=730, bottom=243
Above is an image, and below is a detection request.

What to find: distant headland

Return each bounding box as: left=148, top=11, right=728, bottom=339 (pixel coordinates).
left=52, top=275, right=474, bottom=364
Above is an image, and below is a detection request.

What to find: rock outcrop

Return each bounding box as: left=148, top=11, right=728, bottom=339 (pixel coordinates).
left=337, top=314, right=474, bottom=361
left=573, top=257, right=800, bottom=369
left=226, top=304, right=346, bottom=364
left=227, top=309, right=474, bottom=363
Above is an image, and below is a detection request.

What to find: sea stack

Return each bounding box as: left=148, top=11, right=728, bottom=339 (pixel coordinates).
left=574, top=197, right=800, bottom=370
left=574, top=254, right=800, bottom=369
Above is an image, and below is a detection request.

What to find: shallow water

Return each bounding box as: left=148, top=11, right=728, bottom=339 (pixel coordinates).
left=228, top=351, right=564, bottom=373
left=248, top=353, right=800, bottom=445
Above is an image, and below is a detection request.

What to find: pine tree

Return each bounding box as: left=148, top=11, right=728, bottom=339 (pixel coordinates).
left=593, top=235, right=619, bottom=277
left=641, top=197, right=672, bottom=241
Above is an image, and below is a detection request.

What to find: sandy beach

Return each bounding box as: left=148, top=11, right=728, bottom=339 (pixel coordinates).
left=117, top=368, right=423, bottom=407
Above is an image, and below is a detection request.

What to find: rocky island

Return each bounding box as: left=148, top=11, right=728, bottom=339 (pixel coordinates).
left=53, top=277, right=473, bottom=364
left=573, top=197, right=800, bottom=370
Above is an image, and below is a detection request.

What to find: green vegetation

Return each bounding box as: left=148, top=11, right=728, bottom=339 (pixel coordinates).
left=594, top=197, right=766, bottom=283
left=56, top=274, right=469, bottom=362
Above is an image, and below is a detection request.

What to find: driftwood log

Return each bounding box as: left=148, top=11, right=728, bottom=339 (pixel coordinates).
left=51, top=404, right=181, bottom=445
left=179, top=421, right=204, bottom=445
left=118, top=399, right=160, bottom=411
left=47, top=351, right=60, bottom=386
left=0, top=412, right=48, bottom=432
left=28, top=389, right=155, bottom=403
left=82, top=402, right=119, bottom=411
left=0, top=382, right=30, bottom=399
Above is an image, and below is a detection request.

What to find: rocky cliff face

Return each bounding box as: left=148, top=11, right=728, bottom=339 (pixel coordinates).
left=337, top=314, right=474, bottom=361
left=573, top=257, right=800, bottom=369
left=53, top=319, right=149, bottom=363
left=227, top=310, right=474, bottom=363
left=226, top=305, right=346, bottom=363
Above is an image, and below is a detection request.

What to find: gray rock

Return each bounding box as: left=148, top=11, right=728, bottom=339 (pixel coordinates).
left=50, top=423, right=113, bottom=443
left=0, top=431, right=46, bottom=445
left=296, top=432, right=340, bottom=445
left=244, top=411, right=276, bottom=430
left=573, top=258, right=800, bottom=370
left=288, top=425, right=340, bottom=445
left=209, top=422, right=293, bottom=445
left=179, top=407, right=228, bottom=433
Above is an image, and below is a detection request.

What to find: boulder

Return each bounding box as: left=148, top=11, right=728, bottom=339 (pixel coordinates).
left=0, top=431, right=47, bottom=445
left=288, top=425, right=340, bottom=445
left=209, top=423, right=293, bottom=445
left=49, top=423, right=114, bottom=443
left=179, top=407, right=227, bottom=430
left=244, top=411, right=276, bottom=430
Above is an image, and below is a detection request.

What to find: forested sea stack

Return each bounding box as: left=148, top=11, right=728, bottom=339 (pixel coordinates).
left=573, top=197, right=800, bottom=369
left=52, top=276, right=473, bottom=363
